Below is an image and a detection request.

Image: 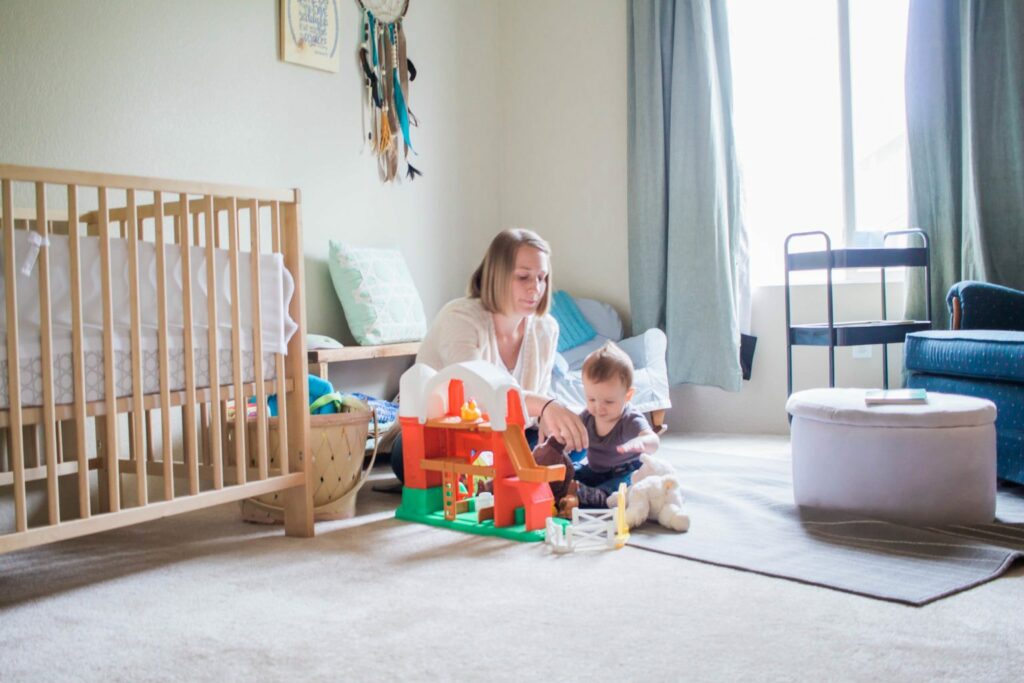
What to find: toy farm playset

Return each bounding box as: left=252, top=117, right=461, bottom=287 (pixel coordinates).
left=396, top=361, right=577, bottom=542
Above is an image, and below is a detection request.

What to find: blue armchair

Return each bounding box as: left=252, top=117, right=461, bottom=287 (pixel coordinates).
left=904, top=281, right=1024, bottom=483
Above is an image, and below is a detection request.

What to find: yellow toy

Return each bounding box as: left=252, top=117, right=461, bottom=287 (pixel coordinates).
left=460, top=399, right=482, bottom=422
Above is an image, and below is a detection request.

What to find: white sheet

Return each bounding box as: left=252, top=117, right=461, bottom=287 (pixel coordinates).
left=0, top=230, right=297, bottom=407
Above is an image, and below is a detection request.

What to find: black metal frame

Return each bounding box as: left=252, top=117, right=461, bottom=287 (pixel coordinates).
left=784, top=229, right=932, bottom=397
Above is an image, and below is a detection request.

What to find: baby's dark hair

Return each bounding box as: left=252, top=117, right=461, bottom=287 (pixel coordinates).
left=582, top=341, right=634, bottom=388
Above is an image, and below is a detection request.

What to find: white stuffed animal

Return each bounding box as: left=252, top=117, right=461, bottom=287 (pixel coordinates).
left=607, top=454, right=690, bottom=532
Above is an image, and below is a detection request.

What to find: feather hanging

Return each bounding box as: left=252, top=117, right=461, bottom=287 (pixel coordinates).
left=357, top=1, right=420, bottom=183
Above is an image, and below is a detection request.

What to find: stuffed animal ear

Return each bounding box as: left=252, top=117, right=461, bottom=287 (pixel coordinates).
left=662, top=477, right=679, bottom=492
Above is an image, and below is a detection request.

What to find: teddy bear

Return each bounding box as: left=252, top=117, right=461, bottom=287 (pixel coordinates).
left=606, top=454, right=690, bottom=531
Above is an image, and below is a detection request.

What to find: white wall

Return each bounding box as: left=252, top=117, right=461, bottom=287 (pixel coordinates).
left=0, top=0, right=499, bottom=359
left=0, top=0, right=915, bottom=438
left=497, top=0, right=631, bottom=324
left=497, top=0, right=908, bottom=434
left=0, top=0, right=505, bottom=524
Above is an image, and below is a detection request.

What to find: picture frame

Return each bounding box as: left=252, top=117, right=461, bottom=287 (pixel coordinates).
left=280, top=0, right=341, bottom=73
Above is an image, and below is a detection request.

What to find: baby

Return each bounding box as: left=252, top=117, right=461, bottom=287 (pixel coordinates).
left=535, top=341, right=660, bottom=510
left=573, top=341, right=660, bottom=506
left=491, top=342, right=659, bottom=511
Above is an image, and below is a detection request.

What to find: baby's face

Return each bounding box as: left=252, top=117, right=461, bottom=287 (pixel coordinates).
left=583, top=377, right=632, bottom=423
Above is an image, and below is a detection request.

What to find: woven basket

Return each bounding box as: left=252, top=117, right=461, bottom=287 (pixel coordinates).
left=234, top=409, right=379, bottom=523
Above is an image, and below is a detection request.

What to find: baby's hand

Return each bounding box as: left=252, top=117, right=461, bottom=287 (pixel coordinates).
left=617, top=437, right=646, bottom=454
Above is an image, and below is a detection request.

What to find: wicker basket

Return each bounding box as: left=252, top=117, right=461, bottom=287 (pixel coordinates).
left=233, top=409, right=379, bottom=523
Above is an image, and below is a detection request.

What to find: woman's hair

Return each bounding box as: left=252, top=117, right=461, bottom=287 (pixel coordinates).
left=582, top=341, right=634, bottom=389
left=468, top=228, right=552, bottom=316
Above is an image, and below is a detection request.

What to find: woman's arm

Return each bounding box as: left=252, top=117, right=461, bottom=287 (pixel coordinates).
left=524, top=392, right=588, bottom=453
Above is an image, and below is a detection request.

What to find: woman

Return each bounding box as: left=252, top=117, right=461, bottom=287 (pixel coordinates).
left=390, top=228, right=588, bottom=480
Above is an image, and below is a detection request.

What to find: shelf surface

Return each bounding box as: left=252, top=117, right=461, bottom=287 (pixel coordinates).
left=786, top=247, right=928, bottom=271
left=308, top=341, right=421, bottom=364
left=789, top=320, right=932, bottom=347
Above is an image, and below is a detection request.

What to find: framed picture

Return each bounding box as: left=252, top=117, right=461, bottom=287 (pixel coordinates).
left=280, top=0, right=341, bottom=72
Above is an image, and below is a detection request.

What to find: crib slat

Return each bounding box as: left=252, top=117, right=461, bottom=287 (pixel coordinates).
left=2, top=179, right=28, bottom=532
left=35, top=182, right=60, bottom=525
left=248, top=199, right=268, bottom=480
left=213, top=206, right=230, bottom=478
left=97, top=187, right=122, bottom=512
left=145, top=411, right=154, bottom=462
left=271, top=201, right=289, bottom=475
left=136, top=198, right=155, bottom=464
left=281, top=195, right=313, bottom=537
left=153, top=191, right=174, bottom=501
left=66, top=184, right=91, bottom=518
left=199, top=403, right=209, bottom=466
left=179, top=193, right=200, bottom=495
left=126, top=189, right=148, bottom=506
left=227, top=198, right=247, bottom=485
left=203, top=195, right=224, bottom=489
left=214, top=207, right=222, bottom=249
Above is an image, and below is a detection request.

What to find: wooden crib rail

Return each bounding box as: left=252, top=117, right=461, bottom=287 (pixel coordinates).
left=0, top=164, right=312, bottom=553
left=0, top=164, right=295, bottom=203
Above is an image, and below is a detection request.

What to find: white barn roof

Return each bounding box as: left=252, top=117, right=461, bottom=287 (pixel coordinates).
left=398, top=361, right=526, bottom=431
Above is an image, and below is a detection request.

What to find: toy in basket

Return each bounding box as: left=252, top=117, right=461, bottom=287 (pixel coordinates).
left=233, top=383, right=379, bottom=523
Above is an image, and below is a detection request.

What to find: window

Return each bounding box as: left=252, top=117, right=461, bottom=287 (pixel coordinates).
left=728, top=0, right=910, bottom=286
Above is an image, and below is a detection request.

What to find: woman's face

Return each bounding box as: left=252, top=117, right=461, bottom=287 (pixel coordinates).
left=508, top=246, right=549, bottom=317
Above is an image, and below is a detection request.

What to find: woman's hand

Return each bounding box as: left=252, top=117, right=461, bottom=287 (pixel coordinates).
left=539, top=401, right=588, bottom=453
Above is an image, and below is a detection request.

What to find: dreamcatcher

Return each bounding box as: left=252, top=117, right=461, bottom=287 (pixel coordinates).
left=357, top=0, right=420, bottom=182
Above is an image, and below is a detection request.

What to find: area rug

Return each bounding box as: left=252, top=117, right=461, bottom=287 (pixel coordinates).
left=629, top=450, right=1024, bottom=605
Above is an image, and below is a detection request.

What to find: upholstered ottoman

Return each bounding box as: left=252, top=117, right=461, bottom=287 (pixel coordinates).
left=786, top=388, right=997, bottom=525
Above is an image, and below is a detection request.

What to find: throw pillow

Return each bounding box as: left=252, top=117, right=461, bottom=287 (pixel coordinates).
left=328, top=241, right=427, bottom=345
left=550, top=290, right=598, bottom=352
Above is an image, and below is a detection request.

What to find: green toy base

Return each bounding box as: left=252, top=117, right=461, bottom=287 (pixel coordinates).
left=395, top=486, right=568, bottom=543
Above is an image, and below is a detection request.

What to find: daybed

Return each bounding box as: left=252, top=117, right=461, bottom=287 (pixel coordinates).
left=0, top=164, right=313, bottom=554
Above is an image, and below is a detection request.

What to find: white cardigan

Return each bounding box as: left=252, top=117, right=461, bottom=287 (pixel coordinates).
left=416, top=297, right=559, bottom=399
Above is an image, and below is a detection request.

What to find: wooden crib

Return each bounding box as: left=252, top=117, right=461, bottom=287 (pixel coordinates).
left=0, top=164, right=313, bottom=554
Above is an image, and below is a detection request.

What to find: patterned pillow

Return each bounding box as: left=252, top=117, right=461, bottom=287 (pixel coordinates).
left=328, top=241, right=427, bottom=345
left=550, top=290, right=598, bottom=352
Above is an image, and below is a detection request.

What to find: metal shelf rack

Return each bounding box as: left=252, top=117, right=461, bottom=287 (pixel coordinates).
left=784, top=229, right=932, bottom=396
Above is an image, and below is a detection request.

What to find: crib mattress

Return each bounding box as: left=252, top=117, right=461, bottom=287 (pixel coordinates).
left=1, top=228, right=296, bottom=409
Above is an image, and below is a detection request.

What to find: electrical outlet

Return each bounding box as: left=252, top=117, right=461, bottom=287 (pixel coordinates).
left=852, top=345, right=873, bottom=359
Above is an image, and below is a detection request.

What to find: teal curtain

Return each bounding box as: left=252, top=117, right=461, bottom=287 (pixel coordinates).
left=906, top=0, right=1024, bottom=329
left=628, top=0, right=747, bottom=391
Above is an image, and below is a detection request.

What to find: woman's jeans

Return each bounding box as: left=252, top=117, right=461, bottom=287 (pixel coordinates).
left=389, top=427, right=539, bottom=482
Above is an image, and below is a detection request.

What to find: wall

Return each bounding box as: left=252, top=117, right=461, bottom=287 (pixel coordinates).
left=0, top=0, right=501, bottom=396
left=0, top=0, right=503, bottom=526
left=497, top=0, right=631, bottom=324
left=0, top=0, right=917, bottom=443
left=497, top=0, right=908, bottom=434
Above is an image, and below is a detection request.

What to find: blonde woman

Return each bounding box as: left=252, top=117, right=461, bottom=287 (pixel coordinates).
left=390, top=228, right=588, bottom=480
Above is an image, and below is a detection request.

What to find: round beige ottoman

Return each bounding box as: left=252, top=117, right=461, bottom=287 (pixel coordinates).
left=786, top=388, right=997, bottom=525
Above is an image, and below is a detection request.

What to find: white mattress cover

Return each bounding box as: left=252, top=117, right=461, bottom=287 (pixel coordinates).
left=0, top=229, right=297, bottom=407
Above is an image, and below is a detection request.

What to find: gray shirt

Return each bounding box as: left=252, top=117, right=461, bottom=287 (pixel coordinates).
left=580, top=407, right=650, bottom=472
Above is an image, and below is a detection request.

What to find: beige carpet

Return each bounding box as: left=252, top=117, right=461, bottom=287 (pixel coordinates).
left=2, top=434, right=1022, bottom=682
